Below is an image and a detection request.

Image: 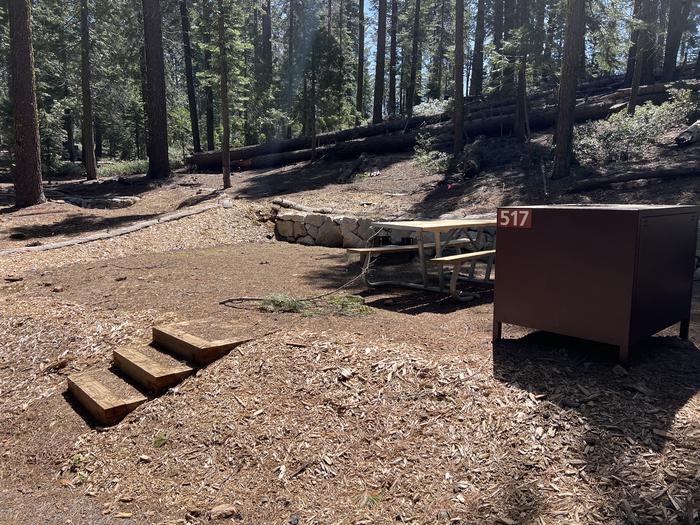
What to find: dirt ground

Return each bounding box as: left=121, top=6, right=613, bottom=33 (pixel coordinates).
left=1, top=144, right=700, bottom=524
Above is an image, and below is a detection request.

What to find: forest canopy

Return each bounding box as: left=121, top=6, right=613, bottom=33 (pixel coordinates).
left=1, top=0, right=699, bottom=181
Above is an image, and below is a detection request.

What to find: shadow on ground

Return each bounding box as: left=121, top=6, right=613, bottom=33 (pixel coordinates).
left=235, top=155, right=409, bottom=200
left=6, top=212, right=160, bottom=240
left=493, top=331, right=700, bottom=521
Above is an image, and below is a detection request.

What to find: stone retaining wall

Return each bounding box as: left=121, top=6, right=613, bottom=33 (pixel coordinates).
left=275, top=211, right=376, bottom=248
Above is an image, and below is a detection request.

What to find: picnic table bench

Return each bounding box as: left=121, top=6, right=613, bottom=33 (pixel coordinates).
left=348, top=218, right=497, bottom=301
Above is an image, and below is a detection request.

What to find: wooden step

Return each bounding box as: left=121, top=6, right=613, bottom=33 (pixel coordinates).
left=153, top=319, right=257, bottom=365
left=67, top=370, right=147, bottom=426
left=113, top=346, right=193, bottom=393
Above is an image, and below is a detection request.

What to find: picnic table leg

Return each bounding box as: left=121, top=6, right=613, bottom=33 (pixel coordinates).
left=435, top=231, right=444, bottom=291
left=418, top=231, right=428, bottom=288
left=485, top=234, right=496, bottom=281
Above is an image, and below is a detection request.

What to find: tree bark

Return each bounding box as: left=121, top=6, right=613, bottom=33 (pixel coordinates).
left=8, top=0, right=45, bottom=207
left=453, top=0, right=464, bottom=156
left=64, top=109, right=76, bottom=162
left=142, top=0, right=170, bottom=178
left=493, top=0, right=504, bottom=52
left=551, top=0, right=586, bottom=180
left=218, top=0, right=231, bottom=189
left=513, top=0, right=529, bottom=142
left=202, top=0, right=216, bottom=151
left=261, top=0, right=272, bottom=86
left=180, top=0, right=201, bottom=153
left=662, top=0, right=690, bottom=81
left=80, top=0, right=98, bottom=181
left=388, top=0, right=398, bottom=115
left=624, top=0, right=642, bottom=87
left=406, top=0, right=421, bottom=117
left=355, top=0, right=365, bottom=126
left=469, top=0, right=485, bottom=98
left=372, top=0, right=387, bottom=124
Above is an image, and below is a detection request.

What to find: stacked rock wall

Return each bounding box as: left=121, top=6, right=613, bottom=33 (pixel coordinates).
left=275, top=212, right=377, bottom=248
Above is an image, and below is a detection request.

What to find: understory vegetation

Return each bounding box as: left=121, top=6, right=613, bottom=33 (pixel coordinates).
left=53, top=159, right=185, bottom=180
left=261, top=293, right=372, bottom=317
left=574, top=89, right=700, bottom=165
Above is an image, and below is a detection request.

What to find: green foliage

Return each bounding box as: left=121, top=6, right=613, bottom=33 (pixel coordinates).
left=261, top=294, right=310, bottom=314
left=326, top=295, right=371, bottom=316
left=574, top=89, right=700, bottom=165
left=259, top=293, right=372, bottom=317
left=413, top=133, right=452, bottom=175
left=153, top=433, right=169, bottom=448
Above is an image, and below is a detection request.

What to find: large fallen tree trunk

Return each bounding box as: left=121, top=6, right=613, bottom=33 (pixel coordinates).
left=188, top=75, right=644, bottom=169
left=193, top=81, right=699, bottom=171
left=567, top=162, right=700, bottom=192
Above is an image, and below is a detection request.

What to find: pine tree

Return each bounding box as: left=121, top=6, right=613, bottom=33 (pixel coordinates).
left=373, top=0, right=387, bottom=123
left=80, top=0, right=98, bottom=181
left=180, top=0, right=201, bottom=153
left=551, top=0, right=586, bottom=180
left=453, top=0, right=464, bottom=155
left=142, top=0, right=169, bottom=178
left=8, top=0, right=46, bottom=207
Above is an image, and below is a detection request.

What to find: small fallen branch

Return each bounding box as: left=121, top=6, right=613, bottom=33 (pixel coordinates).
left=271, top=198, right=338, bottom=215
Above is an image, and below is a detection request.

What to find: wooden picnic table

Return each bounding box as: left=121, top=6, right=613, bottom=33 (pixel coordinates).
left=350, top=218, right=497, bottom=300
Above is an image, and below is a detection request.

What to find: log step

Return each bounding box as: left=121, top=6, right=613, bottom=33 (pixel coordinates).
left=67, top=370, right=147, bottom=426
left=113, top=346, right=193, bottom=393
left=153, top=319, right=255, bottom=365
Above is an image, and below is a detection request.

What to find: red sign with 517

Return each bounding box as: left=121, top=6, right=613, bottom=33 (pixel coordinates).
left=498, top=208, right=533, bottom=229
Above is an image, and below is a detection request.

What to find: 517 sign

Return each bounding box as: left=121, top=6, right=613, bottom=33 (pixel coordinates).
left=498, top=208, right=532, bottom=229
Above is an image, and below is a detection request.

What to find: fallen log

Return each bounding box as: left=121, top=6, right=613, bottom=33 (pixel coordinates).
left=675, top=120, right=700, bottom=147
left=567, top=163, right=700, bottom=192
left=188, top=76, right=644, bottom=169
left=195, top=81, right=700, bottom=171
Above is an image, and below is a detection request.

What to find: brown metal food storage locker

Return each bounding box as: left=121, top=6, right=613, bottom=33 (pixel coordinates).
left=492, top=205, right=699, bottom=364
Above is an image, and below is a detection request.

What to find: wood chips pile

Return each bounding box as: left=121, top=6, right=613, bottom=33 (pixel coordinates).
left=59, top=331, right=700, bottom=524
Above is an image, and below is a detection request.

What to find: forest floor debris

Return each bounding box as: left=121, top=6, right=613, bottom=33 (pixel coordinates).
left=0, top=146, right=699, bottom=523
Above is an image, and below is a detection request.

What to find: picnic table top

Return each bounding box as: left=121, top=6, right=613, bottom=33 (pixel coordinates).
left=372, top=218, right=497, bottom=232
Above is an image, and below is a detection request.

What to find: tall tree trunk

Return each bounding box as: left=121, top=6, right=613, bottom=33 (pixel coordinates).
left=469, top=0, right=485, bottom=97
left=513, top=0, right=529, bottom=142
left=372, top=0, right=387, bottom=124
left=641, top=0, right=658, bottom=84
left=388, top=0, right=398, bottom=115
left=286, top=0, right=295, bottom=137
left=551, top=0, right=586, bottom=180
left=261, top=0, right=272, bottom=85
left=429, top=0, right=447, bottom=99
left=80, top=0, right=98, bottom=181
left=662, top=0, right=690, bottom=81
left=454, top=0, right=464, bottom=156
left=202, top=0, right=215, bottom=150
left=95, top=118, right=103, bottom=158
left=8, top=0, right=45, bottom=207
left=624, top=0, right=642, bottom=87
left=180, top=0, right=201, bottom=153
left=142, top=0, right=170, bottom=178
left=218, top=0, right=231, bottom=189
left=628, top=45, right=645, bottom=114
left=406, top=0, right=421, bottom=117
left=64, top=109, right=76, bottom=162
left=493, top=0, right=504, bottom=52
left=356, top=0, right=365, bottom=126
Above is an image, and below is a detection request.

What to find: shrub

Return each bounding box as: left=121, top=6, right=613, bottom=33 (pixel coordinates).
left=413, top=133, right=453, bottom=175
left=413, top=98, right=452, bottom=117
left=573, top=89, right=700, bottom=165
